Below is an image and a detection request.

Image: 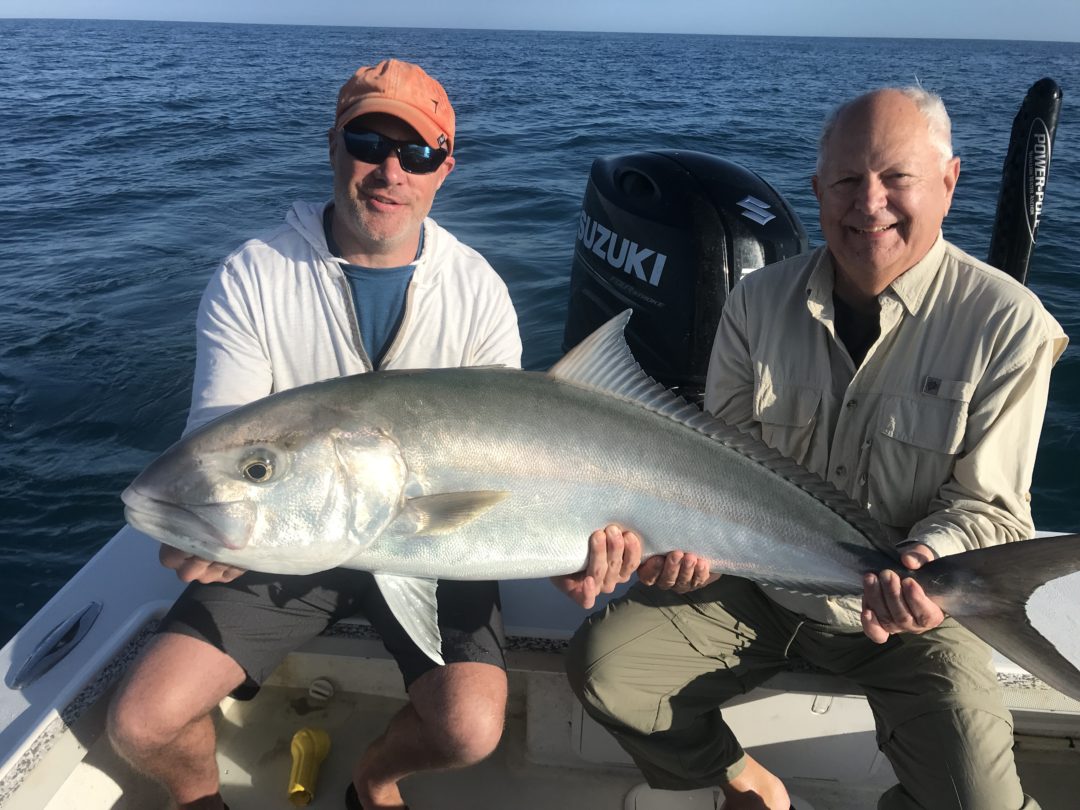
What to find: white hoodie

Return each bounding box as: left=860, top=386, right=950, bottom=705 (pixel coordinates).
left=186, top=200, right=522, bottom=433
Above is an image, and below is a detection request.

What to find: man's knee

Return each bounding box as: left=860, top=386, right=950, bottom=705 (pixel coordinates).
left=565, top=613, right=619, bottom=721
left=564, top=617, right=593, bottom=702
left=107, top=676, right=200, bottom=756
left=433, top=705, right=504, bottom=764
left=107, top=684, right=162, bottom=756
left=566, top=615, right=670, bottom=736
left=411, top=662, right=507, bottom=764
left=566, top=596, right=651, bottom=695
left=108, top=633, right=244, bottom=756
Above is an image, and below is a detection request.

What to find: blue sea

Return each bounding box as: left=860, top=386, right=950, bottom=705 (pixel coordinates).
left=1, top=19, right=1078, bottom=645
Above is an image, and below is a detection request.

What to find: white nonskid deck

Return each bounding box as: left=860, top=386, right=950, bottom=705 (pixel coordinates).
left=21, top=630, right=1080, bottom=810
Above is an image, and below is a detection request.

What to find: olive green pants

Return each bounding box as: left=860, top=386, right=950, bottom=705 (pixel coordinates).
left=566, top=576, right=1038, bottom=810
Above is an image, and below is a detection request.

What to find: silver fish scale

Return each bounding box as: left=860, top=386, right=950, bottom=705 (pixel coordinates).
left=339, top=368, right=895, bottom=596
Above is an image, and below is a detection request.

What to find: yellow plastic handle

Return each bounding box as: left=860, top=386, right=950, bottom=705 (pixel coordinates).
left=287, top=727, right=332, bottom=806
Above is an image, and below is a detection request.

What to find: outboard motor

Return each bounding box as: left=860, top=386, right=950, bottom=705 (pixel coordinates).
left=562, top=151, right=808, bottom=400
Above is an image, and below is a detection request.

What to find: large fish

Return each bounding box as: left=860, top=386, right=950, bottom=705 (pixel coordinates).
left=123, top=312, right=1080, bottom=698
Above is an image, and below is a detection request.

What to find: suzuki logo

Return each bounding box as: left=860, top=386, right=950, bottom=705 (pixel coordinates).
left=577, top=211, right=668, bottom=287
left=737, top=196, right=776, bottom=226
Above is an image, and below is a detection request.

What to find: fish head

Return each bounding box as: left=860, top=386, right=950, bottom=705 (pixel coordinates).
left=122, top=391, right=408, bottom=574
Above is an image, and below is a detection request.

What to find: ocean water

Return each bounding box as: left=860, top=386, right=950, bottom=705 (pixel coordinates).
left=1, top=19, right=1078, bottom=645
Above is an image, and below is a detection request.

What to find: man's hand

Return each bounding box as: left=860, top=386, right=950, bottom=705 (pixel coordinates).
left=639, top=551, right=716, bottom=593
left=551, top=525, right=642, bottom=609
left=159, top=544, right=247, bottom=584
left=861, top=543, right=944, bottom=643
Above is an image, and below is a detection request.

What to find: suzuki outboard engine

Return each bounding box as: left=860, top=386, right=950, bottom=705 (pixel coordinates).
left=562, top=151, right=808, bottom=401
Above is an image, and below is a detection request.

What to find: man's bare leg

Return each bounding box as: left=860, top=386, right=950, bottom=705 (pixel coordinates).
left=352, top=662, right=508, bottom=809
left=107, top=632, right=246, bottom=809
left=721, top=753, right=791, bottom=810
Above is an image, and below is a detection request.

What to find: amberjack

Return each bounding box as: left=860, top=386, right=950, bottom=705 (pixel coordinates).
left=123, top=312, right=1080, bottom=699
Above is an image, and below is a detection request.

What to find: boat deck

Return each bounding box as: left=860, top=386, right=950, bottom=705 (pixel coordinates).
left=16, top=629, right=1080, bottom=810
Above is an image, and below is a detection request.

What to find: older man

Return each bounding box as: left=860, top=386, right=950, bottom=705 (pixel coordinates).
left=108, top=60, right=520, bottom=810
left=565, top=88, right=1067, bottom=809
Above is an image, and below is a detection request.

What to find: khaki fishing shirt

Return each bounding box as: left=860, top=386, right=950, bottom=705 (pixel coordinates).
left=704, top=236, right=1069, bottom=628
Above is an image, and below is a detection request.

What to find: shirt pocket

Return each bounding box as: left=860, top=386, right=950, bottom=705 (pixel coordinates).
left=753, top=375, right=822, bottom=464
left=867, top=386, right=971, bottom=529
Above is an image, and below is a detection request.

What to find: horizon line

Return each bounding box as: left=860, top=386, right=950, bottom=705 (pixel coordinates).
left=1, top=15, right=1078, bottom=45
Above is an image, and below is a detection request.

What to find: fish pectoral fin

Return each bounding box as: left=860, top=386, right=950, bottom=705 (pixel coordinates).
left=401, top=491, right=510, bottom=535
left=372, top=573, right=444, bottom=666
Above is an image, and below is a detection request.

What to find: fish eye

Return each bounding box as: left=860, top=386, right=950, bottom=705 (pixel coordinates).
left=242, top=458, right=274, bottom=483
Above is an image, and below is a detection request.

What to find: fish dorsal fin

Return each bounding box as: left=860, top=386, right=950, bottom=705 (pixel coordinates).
left=549, top=311, right=710, bottom=426
left=551, top=311, right=888, bottom=550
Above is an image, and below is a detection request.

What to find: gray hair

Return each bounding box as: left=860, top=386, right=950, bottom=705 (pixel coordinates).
left=815, top=86, right=954, bottom=173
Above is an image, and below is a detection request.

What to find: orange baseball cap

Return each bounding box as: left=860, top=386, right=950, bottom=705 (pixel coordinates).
left=335, top=59, right=455, bottom=155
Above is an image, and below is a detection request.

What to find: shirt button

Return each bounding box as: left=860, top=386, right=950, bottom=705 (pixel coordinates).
left=846, top=399, right=858, bottom=409
left=863, top=438, right=873, bottom=448
left=858, top=475, right=867, bottom=486
left=835, top=465, right=847, bottom=477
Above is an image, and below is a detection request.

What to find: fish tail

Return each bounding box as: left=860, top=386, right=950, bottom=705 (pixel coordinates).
left=916, top=533, right=1080, bottom=700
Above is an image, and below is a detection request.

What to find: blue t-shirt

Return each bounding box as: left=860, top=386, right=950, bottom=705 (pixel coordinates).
left=324, top=208, right=420, bottom=368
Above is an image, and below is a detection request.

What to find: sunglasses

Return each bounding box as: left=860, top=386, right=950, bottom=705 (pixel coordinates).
left=341, top=128, right=448, bottom=174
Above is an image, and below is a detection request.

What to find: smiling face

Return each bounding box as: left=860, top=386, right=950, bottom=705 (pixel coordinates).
left=329, top=112, right=455, bottom=267
left=812, top=90, right=960, bottom=303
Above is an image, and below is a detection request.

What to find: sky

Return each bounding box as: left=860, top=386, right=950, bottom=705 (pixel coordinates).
left=2, top=0, right=1079, bottom=42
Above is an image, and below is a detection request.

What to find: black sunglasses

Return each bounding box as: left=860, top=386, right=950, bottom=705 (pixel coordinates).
left=341, top=128, right=448, bottom=175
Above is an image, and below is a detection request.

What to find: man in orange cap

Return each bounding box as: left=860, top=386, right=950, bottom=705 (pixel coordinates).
left=108, top=59, right=521, bottom=810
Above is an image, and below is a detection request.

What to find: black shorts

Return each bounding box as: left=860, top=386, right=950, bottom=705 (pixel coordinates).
left=158, top=568, right=506, bottom=695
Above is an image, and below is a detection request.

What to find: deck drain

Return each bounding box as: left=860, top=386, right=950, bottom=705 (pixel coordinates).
left=307, top=677, right=335, bottom=706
